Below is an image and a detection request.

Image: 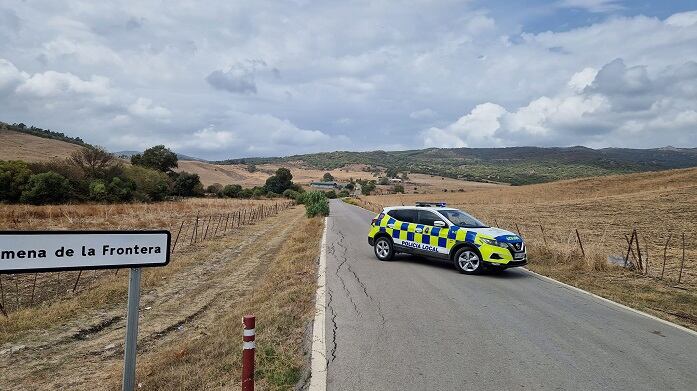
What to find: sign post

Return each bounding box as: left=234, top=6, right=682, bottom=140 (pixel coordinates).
left=0, top=230, right=170, bottom=391
left=122, top=267, right=142, bottom=391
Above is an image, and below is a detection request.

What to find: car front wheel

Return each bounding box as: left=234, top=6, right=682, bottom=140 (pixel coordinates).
left=454, top=247, right=482, bottom=274
left=374, top=237, right=394, bottom=261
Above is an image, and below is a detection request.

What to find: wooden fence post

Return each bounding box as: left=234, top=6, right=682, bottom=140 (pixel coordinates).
left=172, top=221, right=185, bottom=254
left=635, top=229, right=643, bottom=273
left=624, top=230, right=637, bottom=268
left=575, top=229, right=585, bottom=257
left=72, top=271, right=82, bottom=293
left=29, top=273, right=38, bottom=306
left=678, top=233, right=685, bottom=284
left=662, top=233, right=672, bottom=280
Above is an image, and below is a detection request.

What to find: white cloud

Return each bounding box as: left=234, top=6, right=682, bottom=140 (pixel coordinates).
left=16, top=71, right=111, bottom=98
left=409, top=108, right=437, bottom=120
left=665, top=10, right=697, bottom=27
left=556, top=0, right=623, bottom=13
left=128, top=97, right=171, bottom=120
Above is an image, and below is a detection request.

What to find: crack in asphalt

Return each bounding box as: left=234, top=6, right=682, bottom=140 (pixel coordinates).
left=327, top=287, right=338, bottom=365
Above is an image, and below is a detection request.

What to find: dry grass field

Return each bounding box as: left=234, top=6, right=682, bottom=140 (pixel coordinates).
left=0, top=203, right=321, bottom=390
left=358, top=167, right=697, bottom=330
left=0, top=129, right=84, bottom=162
left=0, top=198, right=290, bottom=316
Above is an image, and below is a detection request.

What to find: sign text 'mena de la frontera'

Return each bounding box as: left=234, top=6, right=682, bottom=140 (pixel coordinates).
left=0, top=231, right=170, bottom=274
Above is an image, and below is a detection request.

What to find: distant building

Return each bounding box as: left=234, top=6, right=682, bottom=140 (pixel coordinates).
left=310, top=181, right=341, bottom=190
left=388, top=178, right=403, bottom=183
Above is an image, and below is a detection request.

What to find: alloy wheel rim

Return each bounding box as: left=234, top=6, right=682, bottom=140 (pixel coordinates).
left=376, top=241, right=389, bottom=258
left=458, top=251, right=479, bottom=271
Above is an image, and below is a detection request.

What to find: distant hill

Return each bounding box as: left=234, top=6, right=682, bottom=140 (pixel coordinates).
left=0, top=121, right=89, bottom=147
left=115, top=150, right=208, bottom=162
left=217, top=146, right=697, bottom=185
left=0, top=128, right=85, bottom=162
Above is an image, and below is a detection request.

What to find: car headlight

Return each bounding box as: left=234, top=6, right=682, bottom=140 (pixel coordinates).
left=480, top=238, right=507, bottom=248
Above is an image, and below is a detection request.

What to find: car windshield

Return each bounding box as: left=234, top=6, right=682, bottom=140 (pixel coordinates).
left=440, top=209, right=488, bottom=228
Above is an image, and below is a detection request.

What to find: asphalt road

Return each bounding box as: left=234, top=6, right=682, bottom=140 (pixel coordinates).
left=324, top=199, right=697, bottom=390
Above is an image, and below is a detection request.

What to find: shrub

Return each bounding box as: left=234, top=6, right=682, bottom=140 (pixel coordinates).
left=69, top=146, right=117, bottom=179
left=89, top=179, right=109, bottom=202
left=20, top=171, right=72, bottom=205
left=206, top=183, right=223, bottom=195
left=393, top=184, right=405, bottom=193
left=325, top=190, right=337, bottom=199
left=223, top=184, right=243, bottom=198
left=172, top=172, right=204, bottom=197
left=303, top=191, right=329, bottom=217
left=124, top=165, right=172, bottom=202
left=338, top=190, right=350, bottom=198
left=252, top=186, right=267, bottom=198
left=283, top=189, right=301, bottom=201
left=108, top=176, right=136, bottom=202
left=322, top=172, right=334, bottom=181
left=0, top=160, right=32, bottom=202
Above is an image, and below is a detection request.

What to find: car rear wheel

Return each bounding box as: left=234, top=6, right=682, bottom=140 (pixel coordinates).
left=374, top=237, right=394, bottom=261
left=454, top=247, right=482, bottom=274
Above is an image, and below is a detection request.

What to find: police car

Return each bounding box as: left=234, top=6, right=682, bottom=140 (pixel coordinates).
left=367, top=202, right=526, bottom=274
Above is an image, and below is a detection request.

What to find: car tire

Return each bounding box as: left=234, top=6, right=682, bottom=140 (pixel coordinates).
left=374, top=237, right=394, bottom=261
left=453, top=247, right=483, bottom=274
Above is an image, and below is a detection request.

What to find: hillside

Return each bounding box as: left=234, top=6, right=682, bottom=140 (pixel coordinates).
left=0, top=128, right=85, bottom=162
left=220, top=146, right=697, bottom=185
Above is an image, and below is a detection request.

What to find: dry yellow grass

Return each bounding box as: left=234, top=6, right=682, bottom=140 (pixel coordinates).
left=358, top=167, right=697, bottom=329
left=0, top=198, right=292, bottom=315
left=0, top=129, right=84, bottom=162
left=0, top=207, right=322, bottom=391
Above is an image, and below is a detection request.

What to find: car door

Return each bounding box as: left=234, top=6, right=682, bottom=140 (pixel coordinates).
left=386, top=209, right=419, bottom=253
left=415, top=210, right=450, bottom=258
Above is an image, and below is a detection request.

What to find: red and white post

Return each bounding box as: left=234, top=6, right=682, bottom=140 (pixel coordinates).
left=242, top=315, right=256, bottom=391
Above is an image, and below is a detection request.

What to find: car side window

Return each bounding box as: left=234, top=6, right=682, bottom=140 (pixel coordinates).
left=387, top=209, right=417, bottom=223
left=418, top=210, right=445, bottom=226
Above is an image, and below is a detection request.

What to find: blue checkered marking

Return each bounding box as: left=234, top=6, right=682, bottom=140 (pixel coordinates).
left=431, top=227, right=441, bottom=236
left=392, top=229, right=400, bottom=239
left=438, top=237, right=447, bottom=247
left=379, top=227, right=386, bottom=233
left=407, top=232, right=415, bottom=241
left=421, top=234, right=431, bottom=244
left=465, top=231, right=476, bottom=243
left=448, top=226, right=460, bottom=239
left=387, top=218, right=396, bottom=226
left=400, top=222, right=409, bottom=230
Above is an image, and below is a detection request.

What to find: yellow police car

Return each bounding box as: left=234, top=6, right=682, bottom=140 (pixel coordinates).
left=368, top=202, right=526, bottom=274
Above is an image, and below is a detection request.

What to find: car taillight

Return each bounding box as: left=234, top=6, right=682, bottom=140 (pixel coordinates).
left=372, top=213, right=383, bottom=226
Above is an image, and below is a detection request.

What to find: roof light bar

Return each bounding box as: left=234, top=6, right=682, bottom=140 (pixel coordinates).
left=415, top=201, right=447, bottom=207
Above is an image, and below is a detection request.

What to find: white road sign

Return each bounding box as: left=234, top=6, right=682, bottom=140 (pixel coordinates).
left=0, top=230, right=170, bottom=273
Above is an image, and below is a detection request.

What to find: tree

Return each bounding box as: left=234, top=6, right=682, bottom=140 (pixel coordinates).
left=0, top=160, right=33, bottom=202
left=378, top=177, right=389, bottom=185
left=361, top=181, right=376, bottom=195
left=338, top=189, right=350, bottom=198
left=89, top=179, right=109, bottom=201
left=246, top=163, right=257, bottom=173
left=393, top=184, right=405, bottom=193
left=322, top=172, right=335, bottom=182
left=385, top=167, right=399, bottom=178
left=265, top=167, right=294, bottom=194
left=345, top=182, right=355, bottom=191
left=325, top=190, right=337, bottom=199
left=69, top=146, right=116, bottom=178
left=172, top=172, right=204, bottom=197
left=206, top=183, right=223, bottom=195
left=222, top=184, right=243, bottom=198
left=20, top=171, right=72, bottom=205
left=131, top=145, right=178, bottom=172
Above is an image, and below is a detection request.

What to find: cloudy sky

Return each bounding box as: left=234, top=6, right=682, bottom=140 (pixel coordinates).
left=1, top=0, right=696, bottom=159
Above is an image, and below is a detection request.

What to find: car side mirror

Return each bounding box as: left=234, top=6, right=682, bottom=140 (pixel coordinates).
left=434, top=220, right=446, bottom=227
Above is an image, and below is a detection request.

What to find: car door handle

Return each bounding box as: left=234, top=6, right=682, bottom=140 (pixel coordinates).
left=415, top=228, right=423, bottom=233
left=387, top=224, right=395, bottom=229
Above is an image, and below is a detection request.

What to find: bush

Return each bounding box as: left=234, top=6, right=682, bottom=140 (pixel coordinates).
left=223, top=184, right=243, bottom=198
left=393, top=184, right=404, bottom=193
left=0, top=160, right=32, bottom=202
left=338, top=190, right=350, bottom=198
left=20, top=171, right=72, bottom=205
left=325, top=190, right=337, bottom=199
left=252, top=186, right=267, bottom=198
left=108, top=176, right=136, bottom=202
left=89, top=179, right=109, bottom=202
left=206, top=183, right=223, bottom=195
left=124, top=165, right=172, bottom=202
left=173, top=172, right=204, bottom=197
left=283, top=189, right=301, bottom=201
left=303, top=191, right=329, bottom=217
